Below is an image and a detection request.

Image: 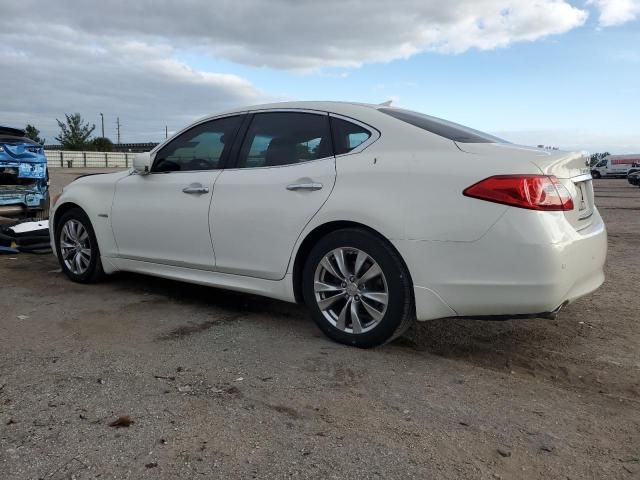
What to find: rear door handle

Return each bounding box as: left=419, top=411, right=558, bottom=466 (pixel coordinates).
left=182, top=183, right=209, bottom=194
left=286, top=182, right=323, bottom=191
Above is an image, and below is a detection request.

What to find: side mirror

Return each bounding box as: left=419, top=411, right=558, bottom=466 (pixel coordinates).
left=132, top=152, right=152, bottom=175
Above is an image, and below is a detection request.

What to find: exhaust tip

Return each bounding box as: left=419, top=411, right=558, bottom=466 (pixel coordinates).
left=538, top=301, right=569, bottom=320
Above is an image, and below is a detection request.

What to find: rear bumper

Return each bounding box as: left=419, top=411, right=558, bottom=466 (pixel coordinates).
left=0, top=202, right=47, bottom=218
left=0, top=193, right=48, bottom=218
left=396, top=207, right=607, bottom=321
left=0, top=182, right=48, bottom=218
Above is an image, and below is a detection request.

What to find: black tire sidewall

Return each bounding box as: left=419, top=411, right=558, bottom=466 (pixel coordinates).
left=302, top=229, right=411, bottom=348
left=55, top=208, right=102, bottom=283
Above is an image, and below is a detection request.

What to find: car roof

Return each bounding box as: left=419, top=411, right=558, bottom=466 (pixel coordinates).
left=211, top=101, right=384, bottom=120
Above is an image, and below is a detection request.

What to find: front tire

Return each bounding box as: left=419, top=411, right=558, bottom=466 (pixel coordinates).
left=55, top=208, right=104, bottom=283
left=302, top=228, right=414, bottom=348
left=591, top=171, right=601, bottom=179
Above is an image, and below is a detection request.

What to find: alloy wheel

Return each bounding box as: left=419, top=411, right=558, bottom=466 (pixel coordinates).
left=59, top=219, right=92, bottom=275
left=313, top=247, right=389, bottom=334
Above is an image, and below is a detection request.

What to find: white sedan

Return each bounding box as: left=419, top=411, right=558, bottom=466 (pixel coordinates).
left=51, top=101, right=607, bottom=347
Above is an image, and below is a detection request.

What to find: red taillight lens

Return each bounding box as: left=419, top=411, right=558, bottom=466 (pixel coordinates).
left=463, top=175, right=574, bottom=211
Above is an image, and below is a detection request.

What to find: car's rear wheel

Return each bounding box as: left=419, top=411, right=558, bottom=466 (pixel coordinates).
left=55, top=208, right=104, bottom=283
left=302, top=228, right=414, bottom=348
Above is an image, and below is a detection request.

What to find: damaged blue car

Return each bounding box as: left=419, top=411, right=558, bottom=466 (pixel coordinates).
left=0, top=126, right=49, bottom=220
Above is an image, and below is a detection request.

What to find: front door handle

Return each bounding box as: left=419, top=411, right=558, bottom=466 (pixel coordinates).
left=182, top=183, right=209, bottom=194
left=286, top=182, right=323, bottom=191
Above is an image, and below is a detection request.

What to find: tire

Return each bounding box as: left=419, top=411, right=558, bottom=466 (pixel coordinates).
left=54, top=208, right=104, bottom=283
left=302, top=228, right=414, bottom=348
left=591, top=171, right=601, bottom=179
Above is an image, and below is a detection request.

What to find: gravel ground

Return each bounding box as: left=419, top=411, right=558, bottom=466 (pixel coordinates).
left=1, top=170, right=638, bottom=479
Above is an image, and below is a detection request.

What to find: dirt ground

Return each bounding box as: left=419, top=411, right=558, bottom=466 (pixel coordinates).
left=1, top=170, right=638, bottom=479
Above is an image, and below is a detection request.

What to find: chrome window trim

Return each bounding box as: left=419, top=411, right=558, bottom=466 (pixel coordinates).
left=150, top=111, right=248, bottom=156
left=221, top=155, right=335, bottom=172
left=149, top=112, right=247, bottom=174
left=246, top=107, right=329, bottom=115
left=147, top=108, right=381, bottom=174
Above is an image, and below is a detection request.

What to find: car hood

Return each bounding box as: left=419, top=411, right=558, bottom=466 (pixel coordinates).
left=66, top=169, right=132, bottom=189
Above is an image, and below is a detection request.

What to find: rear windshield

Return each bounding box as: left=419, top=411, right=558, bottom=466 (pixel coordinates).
left=379, top=107, right=506, bottom=144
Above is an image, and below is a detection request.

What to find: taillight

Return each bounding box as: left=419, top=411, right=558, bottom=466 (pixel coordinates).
left=463, top=175, right=574, bottom=211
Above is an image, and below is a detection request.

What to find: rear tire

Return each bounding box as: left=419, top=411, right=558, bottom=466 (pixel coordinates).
left=302, top=228, right=414, bottom=348
left=55, top=208, right=104, bottom=283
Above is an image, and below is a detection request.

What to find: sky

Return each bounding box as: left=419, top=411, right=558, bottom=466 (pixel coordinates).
left=0, top=0, right=638, bottom=153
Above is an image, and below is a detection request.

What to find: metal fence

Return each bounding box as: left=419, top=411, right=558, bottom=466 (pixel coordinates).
left=45, top=151, right=142, bottom=168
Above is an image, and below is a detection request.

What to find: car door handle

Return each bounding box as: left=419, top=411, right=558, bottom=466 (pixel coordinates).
left=182, top=183, right=209, bottom=194
left=286, top=182, right=323, bottom=191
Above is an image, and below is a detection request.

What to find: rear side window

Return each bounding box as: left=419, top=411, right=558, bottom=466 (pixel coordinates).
left=379, top=107, right=506, bottom=144
left=330, top=117, right=372, bottom=155
left=237, top=112, right=332, bottom=168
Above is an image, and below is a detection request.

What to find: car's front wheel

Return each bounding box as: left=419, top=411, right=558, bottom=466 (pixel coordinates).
left=55, top=208, right=104, bottom=283
left=302, top=228, right=414, bottom=348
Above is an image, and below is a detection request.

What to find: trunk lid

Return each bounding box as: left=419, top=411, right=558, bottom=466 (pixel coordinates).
left=457, top=142, right=596, bottom=231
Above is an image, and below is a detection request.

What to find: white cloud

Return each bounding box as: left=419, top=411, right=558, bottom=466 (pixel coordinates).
left=0, top=1, right=589, bottom=70
left=588, top=0, right=640, bottom=26
left=2, top=1, right=627, bottom=144
left=0, top=26, right=267, bottom=142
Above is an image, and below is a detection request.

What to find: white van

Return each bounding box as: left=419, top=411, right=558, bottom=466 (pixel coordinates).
left=591, top=154, right=640, bottom=178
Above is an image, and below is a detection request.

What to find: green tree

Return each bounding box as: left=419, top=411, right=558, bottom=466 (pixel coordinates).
left=55, top=113, right=95, bottom=150
left=89, top=137, right=114, bottom=152
left=24, top=124, right=45, bottom=144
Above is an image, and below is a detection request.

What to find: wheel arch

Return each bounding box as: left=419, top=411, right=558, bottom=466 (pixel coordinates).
left=52, top=202, right=85, bottom=232
left=291, top=220, right=414, bottom=304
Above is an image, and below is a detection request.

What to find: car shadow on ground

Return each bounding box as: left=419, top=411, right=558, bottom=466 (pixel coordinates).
left=115, top=270, right=559, bottom=366
left=12, top=252, right=586, bottom=381
left=113, top=271, right=309, bottom=321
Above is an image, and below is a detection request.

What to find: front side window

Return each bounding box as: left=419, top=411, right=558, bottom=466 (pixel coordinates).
left=596, top=160, right=607, bottom=168
left=153, top=116, right=242, bottom=172
left=331, top=117, right=372, bottom=155
left=237, top=112, right=332, bottom=168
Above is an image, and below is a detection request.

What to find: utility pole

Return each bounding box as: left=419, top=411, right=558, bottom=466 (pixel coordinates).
left=165, top=125, right=168, bottom=139
left=116, top=117, right=121, bottom=145
left=99, top=113, right=104, bottom=139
